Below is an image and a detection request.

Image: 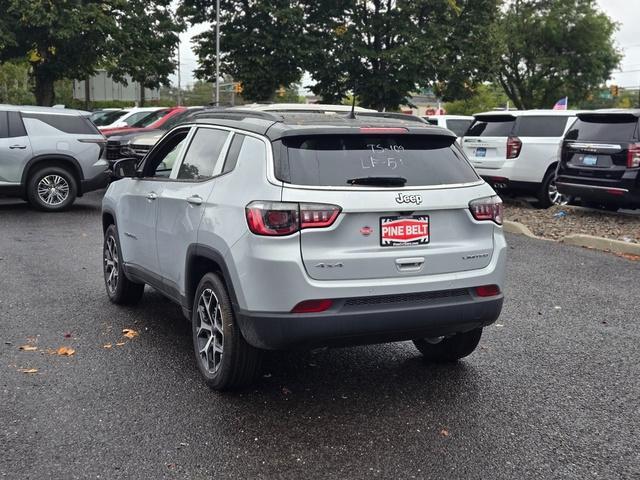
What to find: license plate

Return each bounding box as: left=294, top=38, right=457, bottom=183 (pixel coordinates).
left=475, top=147, right=486, bottom=158
left=380, top=216, right=430, bottom=247
left=582, top=154, right=598, bottom=166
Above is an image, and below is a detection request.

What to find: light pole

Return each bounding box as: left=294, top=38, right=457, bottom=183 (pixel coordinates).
left=214, top=0, right=220, bottom=106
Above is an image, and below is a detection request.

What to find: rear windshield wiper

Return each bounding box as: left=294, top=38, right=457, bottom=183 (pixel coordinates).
left=347, top=176, right=407, bottom=187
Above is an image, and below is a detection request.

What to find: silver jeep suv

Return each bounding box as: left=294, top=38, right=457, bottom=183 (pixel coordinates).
left=102, top=110, right=506, bottom=390
left=0, top=105, right=108, bottom=211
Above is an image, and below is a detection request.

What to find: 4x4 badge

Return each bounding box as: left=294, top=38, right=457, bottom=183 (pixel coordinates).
left=395, top=193, right=423, bottom=205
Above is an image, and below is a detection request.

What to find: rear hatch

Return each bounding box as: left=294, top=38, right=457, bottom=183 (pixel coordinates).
left=560, top=113, right=640, bottom=183
left=462, top=114, right=515, bottom=169
left=276, top=131, right=498, bottom=281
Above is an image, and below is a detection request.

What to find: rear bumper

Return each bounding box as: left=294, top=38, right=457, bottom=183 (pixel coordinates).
left=237, top=291, right=503, bottom=350
left=80, top=169, right=110, bottom=194
left=556, top=179, right=640, bottom=207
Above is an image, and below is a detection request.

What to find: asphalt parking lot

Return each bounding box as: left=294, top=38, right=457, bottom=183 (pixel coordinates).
left=1, top=191, right=639, bottom=479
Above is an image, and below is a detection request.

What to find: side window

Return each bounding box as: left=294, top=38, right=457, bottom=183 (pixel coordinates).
left=177, top=128, right=229, bottom=181
left=222, top=134, right=245, bottom=174
left=0, top=111, right=8, bottom=138
left=515, top=116, right=569, bottom=137
left=21, top=113, right=100, bottom=135
left=8, top=112, right=27, bottom=137
left=143, top=128, right=190, bottom=178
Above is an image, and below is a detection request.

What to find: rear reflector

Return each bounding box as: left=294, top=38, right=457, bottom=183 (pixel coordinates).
left=606, top=189, right=625, bottom=196
left=475, top=285, right=501, bottom=297
left=291, top=299, right=333, bottom=313
left=469, top=196, right=503, bottom=225
left=359, top=127, right=408, bottom=134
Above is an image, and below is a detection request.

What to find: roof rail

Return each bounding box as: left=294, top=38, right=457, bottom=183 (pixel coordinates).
left=192, top=108, right=284, bottom=122
left=357, top=111, right=427, bottom=124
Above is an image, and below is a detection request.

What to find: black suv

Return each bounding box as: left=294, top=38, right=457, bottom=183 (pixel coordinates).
left=556, top=110, right=640, bottom=210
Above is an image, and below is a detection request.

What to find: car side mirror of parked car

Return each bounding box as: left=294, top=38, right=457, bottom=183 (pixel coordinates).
left=112, top=158, right=140, bottom=179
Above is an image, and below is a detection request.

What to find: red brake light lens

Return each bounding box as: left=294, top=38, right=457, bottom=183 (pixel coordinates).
left=506, top=136, right=522, bottom=159
left=627, top=143, right=640, bottom=168
left=469, top=196, right=503, bottom=225
left=291, top=299, right=333, bottom=313
left=475, top=285, right=501, bottom=297
left=246, top=202, right=341, bottom=236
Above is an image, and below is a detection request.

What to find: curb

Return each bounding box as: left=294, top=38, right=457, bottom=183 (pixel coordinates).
left=503, top=220, right=640, bottom=255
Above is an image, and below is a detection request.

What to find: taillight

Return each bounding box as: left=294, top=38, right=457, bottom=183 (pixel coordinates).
left=506, top=136, right=522, bottom=159
left=627, top=143, right=640, bottom=168
left=475, top=285, right=501, bottom=297
left=291, top=299, right=333, bottom=313
left=245, top=201, right=341, bottom=236
left=469, top=196, right=503, bottom=225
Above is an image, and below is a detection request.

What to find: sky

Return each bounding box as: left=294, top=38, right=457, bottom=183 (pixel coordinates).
left=170, top=0, right=640, bottom=91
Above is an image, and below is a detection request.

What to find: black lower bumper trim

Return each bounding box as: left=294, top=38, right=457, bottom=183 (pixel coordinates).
left=80, top=169, right=110, bottom=194
left=236, top=294, right=503, bottom=350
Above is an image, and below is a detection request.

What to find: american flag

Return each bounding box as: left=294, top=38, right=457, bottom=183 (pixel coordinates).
left=553, top=97, right=568, bottom=110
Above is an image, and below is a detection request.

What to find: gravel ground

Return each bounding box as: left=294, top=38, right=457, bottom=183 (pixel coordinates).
left=504, top=200, right=640, bottom=244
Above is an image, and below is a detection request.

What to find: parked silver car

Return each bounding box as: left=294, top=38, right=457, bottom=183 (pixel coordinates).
left=102, top=110, right=506, bottom=390
left=0, top=105, right=108, bottom=211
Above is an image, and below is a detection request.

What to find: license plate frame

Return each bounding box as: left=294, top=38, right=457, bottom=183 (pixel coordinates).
left=380, top=215, right=430, bottom=247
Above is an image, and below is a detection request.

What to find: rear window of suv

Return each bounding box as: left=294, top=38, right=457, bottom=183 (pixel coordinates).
left=466, top=116, right=515, bottom=137
left=515, top=116, right=568, bottom=137
left=565, top=114, right=639, bottom=142
left=22, top=113, right=100, bottom=135
left=279, top=134, right=479, bottom=187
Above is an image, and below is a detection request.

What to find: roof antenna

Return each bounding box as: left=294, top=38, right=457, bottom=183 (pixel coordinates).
left=347, top=94, right=357, bottom=119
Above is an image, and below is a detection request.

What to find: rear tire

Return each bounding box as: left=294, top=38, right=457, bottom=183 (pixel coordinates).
left=192, top=273, right=262, bottom=391
left=103, top=224, right=144, bottom=305
left=27, top=166, right=77, bottom=211
left=536, top=170, right=570, bottom=209
left=413, top=328, right=483, bottom=363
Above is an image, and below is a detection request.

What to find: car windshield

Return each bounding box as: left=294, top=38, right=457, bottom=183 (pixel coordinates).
left=279, top=134, right=479, bottom=187
left=130, top=109, right=170, bottom=128
left=160, top=109, right=199, bottom=130
left=92, top=110, right=127, bottom=126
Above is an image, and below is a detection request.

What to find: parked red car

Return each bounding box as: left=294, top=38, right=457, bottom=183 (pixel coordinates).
left=101, top=107, right=187, bottom=137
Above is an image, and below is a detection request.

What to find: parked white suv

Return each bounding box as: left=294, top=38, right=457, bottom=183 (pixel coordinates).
left=102, top=110, right=506, bottom=390
left=462, top=110, right=581, bottom=207
left=424, top=115, right=474, bottom=138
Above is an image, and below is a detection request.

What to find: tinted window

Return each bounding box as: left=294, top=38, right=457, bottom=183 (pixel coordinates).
left=515, top=116, right=568, bottom=137
left=0, top=111, right=7, bottom=138
left=177, top=128, right=229, bottom=180
left=281, top=134, right=479, bottom=187
left=222, top=134, right=245, bottom=174
left=8, top=112, right=27, bottom=137
left=93, top=110, right=126, bottom=126
left=22, top=113, right=100, bottom=134
left=161, top=109, right=202, bottom=130
left=425, top=118, right=438, bottom=125
left=130, top=109, right=169, bottom=128
left=466, top=116, right=516, bottom=137
left=122, top=111, right=156, bottom=126
left=565, top=115, right=639, bottom=142
left=446, top=119, right=473, bottom=137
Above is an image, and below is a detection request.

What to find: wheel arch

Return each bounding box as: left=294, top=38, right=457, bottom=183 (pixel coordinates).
left=102, top=208, right=116, bottom=233
left=22, top=154, right=84, bottom=194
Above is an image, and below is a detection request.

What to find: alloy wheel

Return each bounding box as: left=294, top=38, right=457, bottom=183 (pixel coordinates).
left=548, top=179, right=569, bottom=206
left=37, top=174, right=70, bottom=206
left=104, top=235, right=119, bottom=295
left=196, top=288, right=224, bottom=374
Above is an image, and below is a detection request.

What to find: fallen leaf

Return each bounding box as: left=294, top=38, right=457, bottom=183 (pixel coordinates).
left=439, top=428, right=449, bottom=437
left=56, top=346, right=75, bottom=356
left=19, top=368, right=38, bottom=374
left=122, top=328, right=139, bottom=339
left=18, top=345, right=38, bottom=351
left=115, top=342, right=126, bottom=346
left=103, top=343, right=112, bottom=349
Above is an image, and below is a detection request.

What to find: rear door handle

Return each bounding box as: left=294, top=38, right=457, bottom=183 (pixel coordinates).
left=9, top=145, right=26, bottom=149
left=186, top=195, right=203, bottom=206
left=146, top=192, right=158, bottom=201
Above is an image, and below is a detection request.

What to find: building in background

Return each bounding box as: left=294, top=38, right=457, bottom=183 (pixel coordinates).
left=73, top=70, right=159, bottom=104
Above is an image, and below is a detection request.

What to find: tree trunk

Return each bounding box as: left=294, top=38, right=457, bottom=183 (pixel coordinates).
left=139, top=83, right=146, bottom=107
left=84, top=76, right=91, bottom=110
left=33, top=68, right=55, bottom=106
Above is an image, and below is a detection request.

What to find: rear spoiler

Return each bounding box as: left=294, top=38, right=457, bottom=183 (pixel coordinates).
left=473, top=114, right=516, bottom=122
left=577, top=112, right=640, bottom=122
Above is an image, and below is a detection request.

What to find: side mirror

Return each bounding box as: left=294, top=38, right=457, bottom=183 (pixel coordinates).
left=112, top=158, right=140, bottom=179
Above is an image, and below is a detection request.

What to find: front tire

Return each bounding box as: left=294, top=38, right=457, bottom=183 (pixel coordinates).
left=192, top=273, right=262, bottom=391
left=27, top=166, right=77, bottom=211
left=413, top=328, right=483, bottom=362
left=103, top=224, right=144, bottom=304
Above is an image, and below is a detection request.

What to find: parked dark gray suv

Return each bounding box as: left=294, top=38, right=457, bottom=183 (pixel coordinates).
left=0, top=105, right=109, bottom=211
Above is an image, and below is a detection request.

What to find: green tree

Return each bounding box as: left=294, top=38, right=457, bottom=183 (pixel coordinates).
left=444, top=83, right=509, bottom=115
left=179, top=0, right=305, bottom=102
left=497, top=0, right=621, bottom=109
left=303, top=0, right=501, bottom=110
left=0, top=61, right=34, bottom=104
left=106, top=0, right=181, bottom=106
left=0, top=0, right=119, bottom=106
